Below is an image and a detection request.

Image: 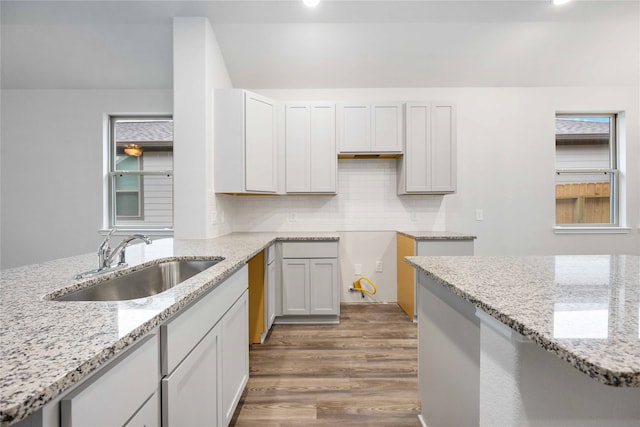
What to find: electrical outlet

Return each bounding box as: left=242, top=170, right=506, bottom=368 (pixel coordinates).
left=376, top=261, right=383, bottom=273
left=288, top=212, right=296, bottom=222
left=210, top=211, right=217, bottom=225
left=355, top=264, right=362, bottom=275
left=476, top=209, right=484, bottom=221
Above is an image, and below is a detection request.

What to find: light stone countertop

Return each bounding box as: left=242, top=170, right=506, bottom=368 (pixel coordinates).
left=405, top=255, right=640, bottom=387
left=397, top=230, right=476, bottom=240
left=0, top=232, right=339, bottom=426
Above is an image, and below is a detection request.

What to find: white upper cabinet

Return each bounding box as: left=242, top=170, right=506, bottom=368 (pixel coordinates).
left=337, top=103, right=370, bottom=152
left=398, top=101, right=457, bottom=194
left=430, top=102, right=457, bottom=192
left=215, top=89, right=277, bottom=194
left=337, top=102, right=403, bottom=154
left=285, top=103, right=336, bottom=194
left=371, top=103, right=403, bottom=152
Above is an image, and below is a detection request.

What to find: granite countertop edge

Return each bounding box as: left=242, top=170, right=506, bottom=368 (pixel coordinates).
left=0, top=232, right=340, bottom=426
left=405, top=257, right=640, bottom=388
left=397, top=230, right=477, bottom=240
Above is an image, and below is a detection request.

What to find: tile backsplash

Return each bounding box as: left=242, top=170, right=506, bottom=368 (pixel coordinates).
left=230, top=159, right=446, bottom=232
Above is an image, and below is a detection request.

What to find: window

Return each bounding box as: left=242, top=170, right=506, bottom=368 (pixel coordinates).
left=555, top=114, right=617, bottom=226
left=109, top=117, right=173, bottom=230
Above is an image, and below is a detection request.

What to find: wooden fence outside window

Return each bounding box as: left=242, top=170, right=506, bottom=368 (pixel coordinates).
left=555, top=182, right=610, bottom=224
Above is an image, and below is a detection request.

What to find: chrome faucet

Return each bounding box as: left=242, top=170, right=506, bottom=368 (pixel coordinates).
left=75, top=230, right=152, bottom=279
left=100, top=232, right=152, bottom=269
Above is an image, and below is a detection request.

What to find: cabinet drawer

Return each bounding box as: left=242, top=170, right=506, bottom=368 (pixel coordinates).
left=281, top=242, right=338, bottom=259
left=60, top=334, right=159, bottom=427
left=161, top=265, right=248, bottom=375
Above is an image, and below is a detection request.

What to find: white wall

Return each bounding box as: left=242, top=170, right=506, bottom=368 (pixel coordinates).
left=338, top=231, right=398, bottom=303
left=239, top=87, right=639, bottom=259
left=0, top=89, right=172, bottom=268
left=172, top=18, right=233, bottom=240
left=1, top=17, right=235, bottom=269
left=230, top=159, right=445, bottom=232
left=229, top=158, right=444, bottom=301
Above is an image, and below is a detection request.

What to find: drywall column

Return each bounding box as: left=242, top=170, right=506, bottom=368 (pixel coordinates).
left=476, top=308, right=640, bottom=426
left=417, top=272, right=480, bottom=427
left=173, top=17, right=232, bottom=239
left=477, top=309, right=528, bottom=426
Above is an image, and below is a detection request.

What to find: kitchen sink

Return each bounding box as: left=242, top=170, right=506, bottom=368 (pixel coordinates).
left=53, top=258, right=223, bottom=302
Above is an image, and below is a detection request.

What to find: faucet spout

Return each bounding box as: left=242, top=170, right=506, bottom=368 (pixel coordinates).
left=105, top=234, right=152, bottom=268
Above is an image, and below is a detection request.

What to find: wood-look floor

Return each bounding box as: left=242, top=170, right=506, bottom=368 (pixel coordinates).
left=230, top=303, right=421, bottom=426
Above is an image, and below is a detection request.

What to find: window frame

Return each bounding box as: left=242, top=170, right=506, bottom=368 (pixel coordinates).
left=554, top=113, right=620, bottom=229
left=108, top=115, right=174, bottom=231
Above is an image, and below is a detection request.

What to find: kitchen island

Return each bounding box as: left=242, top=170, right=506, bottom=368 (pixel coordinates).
left=0, top=232, right=338, bottom=426
left=406, top=255, right=640, bottom=427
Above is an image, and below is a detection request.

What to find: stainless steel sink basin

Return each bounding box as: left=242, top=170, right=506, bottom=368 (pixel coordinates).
left=54, top=259, right=223, bottom=301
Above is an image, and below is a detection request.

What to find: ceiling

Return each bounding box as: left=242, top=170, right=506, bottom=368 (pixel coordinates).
left=1, top=0, right=639, bottom=89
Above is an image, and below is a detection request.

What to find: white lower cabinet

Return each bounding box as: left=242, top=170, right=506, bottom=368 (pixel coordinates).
left=280, top=242, right=339, bottom=319
left=125, top=392, right=160, bottom=427
left=282, top=258, right=310, bottom=315
left=309, top=259, right=338, bottom=315
left=25, top=266, right=249, bottom=427
left=161, top=266, right=249, bottom=427
left=221, top=292, right=249, bottom=426
left=60, top=334, right=159, bottom=427
left=161, top=325, right=220, bottom=427
left=265, top=245, right=277, bottom=332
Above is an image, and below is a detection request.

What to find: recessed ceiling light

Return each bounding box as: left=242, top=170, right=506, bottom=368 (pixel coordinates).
left=551, top=0, right=571, bottom=5
left=303, top=0, right=321, bottom=7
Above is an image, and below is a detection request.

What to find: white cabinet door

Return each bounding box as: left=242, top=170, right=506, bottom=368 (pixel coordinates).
left=430, top=102, right=456, bottom=193
left=60, top=334, right=159, bottom=427
left=404, top=102, right=431, bottom=192
left=309, top=258, right=339, bottom=315
left=124, top=392, right=159, bottom=427
left=214, top=89, right=277, bottom=194
left=220, top=291, right=249, bottom=427
left=245, top=92, right=277, bottom=192
left=337, top=103, right=370, bottom=152
left=398, top=101, right=456, bottom=194
left=309, top=104, right=336, bottom=192
left=285, top=103, right=336, bottom=194
left=282, top=259, right=310, bottom=315
left=266, top=257, right=277, bottom=331
left=285, top=104, right=311, bottom=193
left=338, top=103, right=403, bottom=154
left=162, top=325, right=220, bottom=427
left=371, top=103, right=403, bottom=152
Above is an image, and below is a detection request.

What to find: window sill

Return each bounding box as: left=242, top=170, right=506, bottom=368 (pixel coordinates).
left=554, top=226, right=631, bottom=235
left=100, top=228, right=174, bottom=237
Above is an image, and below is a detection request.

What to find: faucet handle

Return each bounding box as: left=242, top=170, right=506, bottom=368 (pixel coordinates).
left=98, top=229, right=115, bottom=252
left=98, top=229, right=115, bottom=268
